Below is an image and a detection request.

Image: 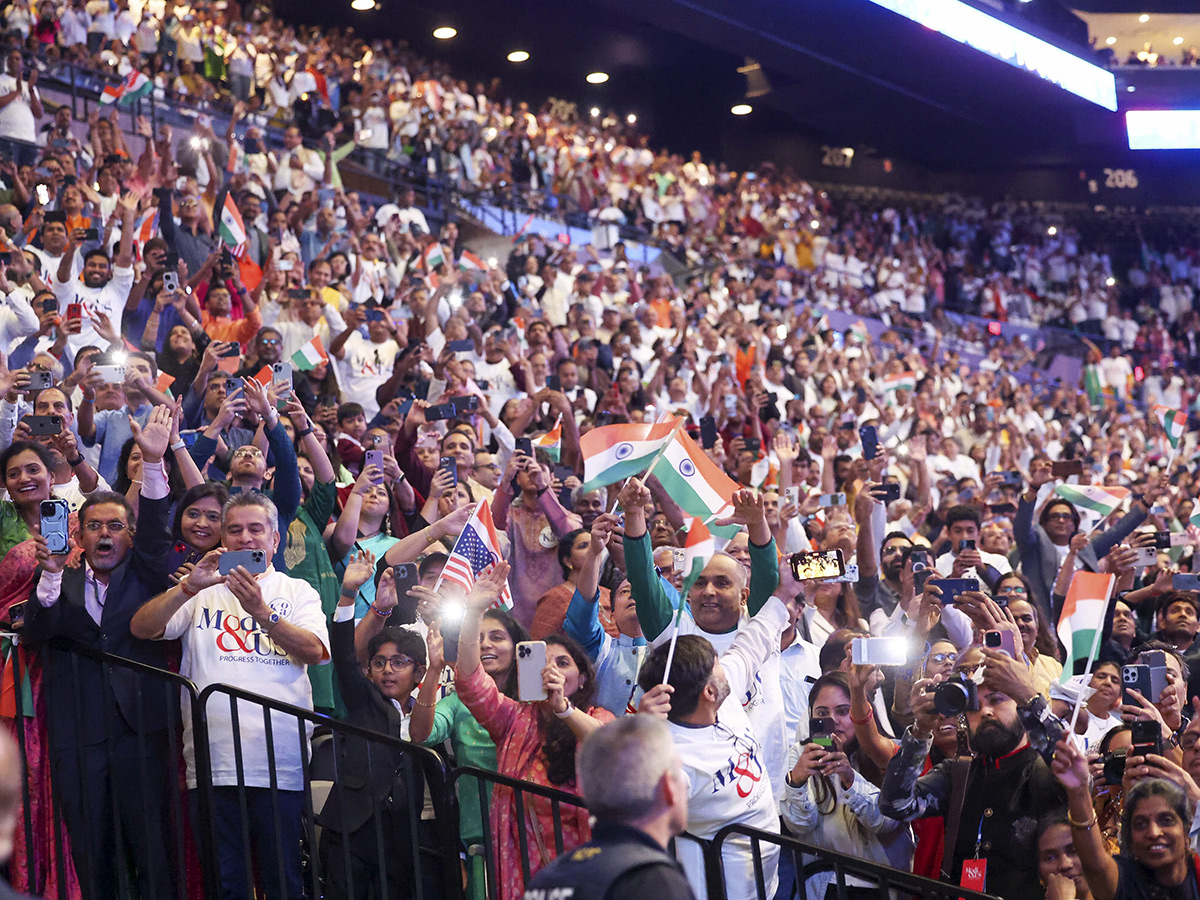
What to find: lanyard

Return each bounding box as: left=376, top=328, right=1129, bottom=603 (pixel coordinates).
left=974, top=814, right=984, bottom=860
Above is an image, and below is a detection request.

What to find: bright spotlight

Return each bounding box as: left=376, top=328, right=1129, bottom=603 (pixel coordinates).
left=731, top=103, right=752, bottom=115
left=433, top=26, right=457, bottom=39
left=586, top=72, right=609, bottom=84
left=626, top=113, right=636, bottom=124
left=507, top=50, right=529, bottom=62
left=1047, top=226, right=1058, bottom=236
left=1105, top=36, right=1116, bottom=45
left=1138, top=13, right=1149, bottom=22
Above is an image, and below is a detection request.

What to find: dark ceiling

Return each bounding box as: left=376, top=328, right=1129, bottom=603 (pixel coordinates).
left=280, top=0, right=1198, bottom=174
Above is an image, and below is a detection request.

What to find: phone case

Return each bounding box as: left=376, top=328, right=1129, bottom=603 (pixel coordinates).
left=218, top=549, right=267, bottom=576
left=40, top=499, right=70, bottom=554
left=516, top=641, right=548, bottom=702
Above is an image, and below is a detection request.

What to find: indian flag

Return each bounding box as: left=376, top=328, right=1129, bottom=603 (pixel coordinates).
left=290, top=336, right=328, bottom=372
left=1053, top=484, right=1130, bottom=518
left=533, top=416, right=562, bottom=463
left=458, top=250, right=486, bottom=272
left=678, top=516, right=716, bottom=598
left=656, top=427, right=742, bottom=540
left=579, top=422, right=679, bottom=494
left=218, top=194, right=247, bottom=257
left=133, top=208, right=159, bottom=245
left=882, top=371, right=916, bottom=394
left=423, top=242, right=446, bottom=271
left=100, top=71, right=152, bottom=106
left=1154, top=404, right=1187, bottom=449
left=1057, top=571, right=1115, bottom=680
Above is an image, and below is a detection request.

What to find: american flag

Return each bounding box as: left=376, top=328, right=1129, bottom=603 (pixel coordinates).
left=435, top=500, right=513, bottom=609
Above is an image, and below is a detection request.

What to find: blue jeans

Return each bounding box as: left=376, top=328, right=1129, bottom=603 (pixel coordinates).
left=196, top=787, right=305, bottom=900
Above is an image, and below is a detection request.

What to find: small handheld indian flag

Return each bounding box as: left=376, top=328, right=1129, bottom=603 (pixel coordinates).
left=133, top=208, right=159, bottom=245
left=423, top=242, right=446, bottom=271
left=532, top=416, right=562, bottom=462
left=882, top=371, right=917, bottom=394
left=655, top=427, right=742, bottom=540
left=1054, top=483, right=1130, bottom=534
left=100, top=71, right=152, bottom=106
left=458, top=250, right=486, bottom=272
left=579, top=421, right=680, bottom=494
left=218, top=194, right=247, bottom=257
left=1154, top=404, right=1188, bottom=449
left=662, top=518, right=717, bottom=685
left=290, top=336, right=328, bottom=372
left=1058, top=569, right=1115, bottom=733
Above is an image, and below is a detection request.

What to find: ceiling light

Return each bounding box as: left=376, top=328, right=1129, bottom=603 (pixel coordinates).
left=1174, top=36, right=1185, bottom=45
left=626, top=113, right=636, bottom=124
left=1047, top=226, right=1058, bottom=236
left=507, top=50, right=529, bottom=63
left=590, top=107, right=600, bottom=117
left=1106, top=277, right=1116, bottom=286
left=1105, top=36, right=1116, bottom=45
left=810, top=219, right=820, bottom=229
left=586, top=72, right=609, bottom=84
left=1127, top=85, right=1136, bottom=92
left=350, top=0, right=374, bottom=9
left=1138, top=13, right=1149, bottom=22
left=433, top=26, right=457, bottom=39
left=731, top=103, right=752, bottom=115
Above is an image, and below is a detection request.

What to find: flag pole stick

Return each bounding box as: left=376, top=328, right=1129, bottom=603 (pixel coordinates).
left=642, top=417, right=686, bottom=484
left=661, top=604, right=686, bottom=686
left=1066, top=578, right=1115, bottom=735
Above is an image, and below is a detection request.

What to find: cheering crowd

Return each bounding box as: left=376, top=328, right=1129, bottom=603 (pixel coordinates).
left=1, top=3, right=1200, bottom=900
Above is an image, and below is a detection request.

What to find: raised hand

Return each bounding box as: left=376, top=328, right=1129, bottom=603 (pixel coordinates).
left=340, top=549, right=377, bottom=601
left=129, top=404, right=174, bottom=464
left=466, top=560, right=510, bottom=610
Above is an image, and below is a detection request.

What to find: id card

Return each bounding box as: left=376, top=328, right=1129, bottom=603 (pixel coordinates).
left=960, top=858, right=987, bottom=894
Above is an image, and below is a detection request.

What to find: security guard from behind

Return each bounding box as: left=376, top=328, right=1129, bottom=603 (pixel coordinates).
left=522, top=713, right=696, bottom=900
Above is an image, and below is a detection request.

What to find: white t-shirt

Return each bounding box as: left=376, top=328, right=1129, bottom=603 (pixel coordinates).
left=51, top=264, right=134, bottom=359
left=337, top=332, right=398, bottom=419
left=0, top=75, right=38, bottom=143
left=164, top=569, right=331, bottom=790
left=668, top=597, right=787, bottom=900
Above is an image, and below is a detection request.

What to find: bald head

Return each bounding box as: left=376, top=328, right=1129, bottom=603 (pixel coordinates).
left=687, top=552, right=750, bottom=633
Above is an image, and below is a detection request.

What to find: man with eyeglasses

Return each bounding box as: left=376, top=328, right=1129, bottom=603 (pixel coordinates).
left=24, top=405, right=177, bottom=900
left=471, top=449, right=501, bottom=492
left=1015, top=458, right=1153, bottom=621
left=317, top=550, right=430, bottom=899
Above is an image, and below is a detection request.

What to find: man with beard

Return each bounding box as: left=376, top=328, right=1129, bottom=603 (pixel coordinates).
left=879, top=645, right=1067, bottom=899
left=51, top=195, right=136, bottom=358
left=28, top=211, right=75, bottom=284
left=235, top=327, right=316, bottom=413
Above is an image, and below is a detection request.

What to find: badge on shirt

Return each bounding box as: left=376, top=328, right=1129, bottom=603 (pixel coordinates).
left=960, top=858, right=987, bottom=893
left=538, top=526, right=558, bottom=549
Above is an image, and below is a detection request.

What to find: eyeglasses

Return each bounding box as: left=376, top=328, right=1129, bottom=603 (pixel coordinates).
left=474, top=463, right=501, bottom=471
left=259, top=338, right=280, bottom=346
left=997, top=585, right=1028, bottom=595
left=1180, top=733, right=1200, bottom=752
left=233, top=447, right=263, bottom=458
left=369, top=655, right=415, bottom=672
left=1045, top=512, right=1075, bottom=522
left=928, top=652, right=957, bottom=664
left=84, top=520, right=127, bottom=533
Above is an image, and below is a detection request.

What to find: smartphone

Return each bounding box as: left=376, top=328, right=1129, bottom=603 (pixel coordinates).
left=700, top=415, right=718, bottom=449
left=817, top=492, right=847, bottom=507
left=516, top=641, right=549, bottom=702
left=1102, top=749, right=1128, bottom=786
left=859, top=424, right=879, bottom=460
left=1153, top=531, right=1188, bottom=549
left=269, top=362, right=293, bottom=387
left=927, top=578, right=979, bottom=605
left=23, top=414, right=62, bottom=436
left=219, top=342, right=242, bottom=358
left=424, top=403, right=456, bottom=422
left=61, top=174, right=76, bottom=187
left=515, top=437, right=533, bottom=457
left=723, top=394, right=737, bottom=413
left=808, top=716, right=835, bottom=748
left=82, top=228, right=99, bottom=241
left=287, top=287, right=309, bottom=300
left=984, top=630, right=1017, bottom=659
left=851, top=636, right=908, bottom=667
left=65, top=302, right=82, bottom=321
left=1139, top=650, right=1172, bottom=703
left=218, top=549, right=268, bottom=576
left=872, top=483, right=901, bottom=504
left=1122, top=664, right=1155, bottom=707
left=1130, top=719, right=1164, bottom=759
left=1132, top=546, right=1158, bottom=567
left=989, top=503, right=1018, bottom=515
left=785, top=486, right=801, bottom=507
left=1173, top=574, right=1200, bottom=591
left=439, top=456, right=458, bottom=487
left=7, top=600, right=25, bottom=627
left=27, top=371, right=53, bottom=391
left=545, top=374, right=561, bottom=392
left=959, top=539, right=976, bottom=552
left=1051, top=459, right=1084, bottom=478
left=276, top=259, right=294, bottom=272
left=392, top=562, right=418, bottom=600
left=35, top=184, right=49, bottom=206
left=162, top=270, right=180, bottom=293
left=95, top=364, right=127, bottom=384
left=41, top=297, right=57, bottom=315
left=910, top=549, right=929, bottom=572
left=39, top=499, right=70, bottom=554
left=440, top=602, right=462, bottom=665
left=830, top=563, right=860, bottom=584
left=365, top=308, right=385, bottom=323
left=449, top=394, right=480, bottom=415
left=789, top=549, right=846, bottom=581
left=997, top=470, right=1023, bottom=487
left=364, top=449, right=384, bottom=483
left=446, top=339, right=474, bottom=354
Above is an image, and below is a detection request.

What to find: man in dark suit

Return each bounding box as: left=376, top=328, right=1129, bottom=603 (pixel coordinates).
left=317, top=553, right=427, bottom=900
left=24, top=406, right=177, bottom=900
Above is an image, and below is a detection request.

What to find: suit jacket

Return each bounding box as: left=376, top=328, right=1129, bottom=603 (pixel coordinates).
left=23, top=492, right=174, bottom=751
left=1015, top=495, right=1144, bottom=619
left=316, top=616, right=422, bottom=836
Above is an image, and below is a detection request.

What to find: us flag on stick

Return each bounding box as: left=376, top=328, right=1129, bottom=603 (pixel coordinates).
left=434, top=500, right=513, bottom=609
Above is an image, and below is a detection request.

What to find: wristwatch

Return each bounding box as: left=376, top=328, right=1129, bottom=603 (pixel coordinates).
left=263, top=612, right=281, bottom=633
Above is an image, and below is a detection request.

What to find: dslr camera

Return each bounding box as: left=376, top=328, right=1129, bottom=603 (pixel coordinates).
left=933, top=672, right=979, bottom=716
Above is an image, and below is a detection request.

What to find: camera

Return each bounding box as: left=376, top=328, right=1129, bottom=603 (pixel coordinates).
left=518, top=644, right=533, bottom=659
left=933, top=672, right=979, bottom=716
left=1101, top=749, right=1127, bottom=786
